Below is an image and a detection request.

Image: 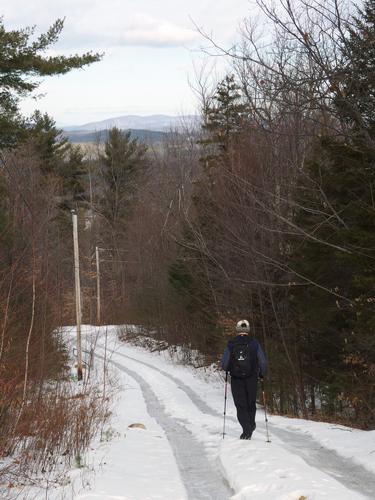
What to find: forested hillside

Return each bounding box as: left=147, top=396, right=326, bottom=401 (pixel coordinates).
left=0, top=2, right=374, bottom=488
left=95, top=0, right=373, bottom=428
left=64, top=128, right=168, bottom=145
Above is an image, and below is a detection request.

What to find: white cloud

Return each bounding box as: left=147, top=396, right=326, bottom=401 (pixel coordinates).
left=118, top=18, right=198, bottom=47
left=1, top=2, right=198, bottom=48
left=70, top=14, right=199, bottom=48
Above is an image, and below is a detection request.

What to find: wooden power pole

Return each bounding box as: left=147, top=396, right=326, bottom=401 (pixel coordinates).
left=95, top=246, right=101, bottom=325
left=72, top=210, right=83, bottom=381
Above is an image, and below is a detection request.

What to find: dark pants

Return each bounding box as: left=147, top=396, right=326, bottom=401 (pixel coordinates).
left=231, top=376, right=258, bottom=435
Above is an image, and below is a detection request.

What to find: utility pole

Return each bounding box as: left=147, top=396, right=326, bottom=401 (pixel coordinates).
left=72, top=210, right=83, bottom=381
left=95, top=246, right=101, bottom=325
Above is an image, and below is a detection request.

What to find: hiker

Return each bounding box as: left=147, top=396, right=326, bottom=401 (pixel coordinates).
left=221, top=319, right=267, bottom=440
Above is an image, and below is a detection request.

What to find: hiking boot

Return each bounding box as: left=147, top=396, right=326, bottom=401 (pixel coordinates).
left=240, top=432, right=252, bottom=440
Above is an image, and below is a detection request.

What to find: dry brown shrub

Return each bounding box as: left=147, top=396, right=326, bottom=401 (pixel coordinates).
left=0, top=375, right=113, bottom=492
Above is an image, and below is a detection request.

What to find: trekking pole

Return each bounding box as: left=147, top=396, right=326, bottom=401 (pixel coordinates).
left=261, top=379, right=271, bottom=443
left=222, top=371, right=228, bottom=439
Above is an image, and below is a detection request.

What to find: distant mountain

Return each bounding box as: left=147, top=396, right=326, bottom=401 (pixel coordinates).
left=63, top=128, right=168, bottom=144
left=64, top=114, right=199, bottom=133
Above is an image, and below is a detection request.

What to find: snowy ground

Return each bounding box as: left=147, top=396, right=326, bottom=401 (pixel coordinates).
left=9, top=325, right=375, bottom=499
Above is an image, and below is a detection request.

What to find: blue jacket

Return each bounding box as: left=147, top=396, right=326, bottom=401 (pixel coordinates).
left=221, top=335, right=267, bottom=378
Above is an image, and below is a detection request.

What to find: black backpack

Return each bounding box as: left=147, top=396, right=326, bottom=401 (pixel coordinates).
left=229, top=337, right=257, bottom=378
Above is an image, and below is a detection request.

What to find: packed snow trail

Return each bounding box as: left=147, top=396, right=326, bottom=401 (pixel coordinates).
left=98, top=351, right=375, bottom=498
left=101, top=349, right=223, bottom=418
left=100, top=354, right=234, bottom=499
left=99, top=345, right=375, bottom=499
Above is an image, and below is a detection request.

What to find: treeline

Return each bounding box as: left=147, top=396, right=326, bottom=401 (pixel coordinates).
left=0, top=20, right=110, bottom=485
left=90, top=1, right=374, bottom=428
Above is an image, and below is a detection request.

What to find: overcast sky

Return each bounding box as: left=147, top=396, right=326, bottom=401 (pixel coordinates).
left=1, top=0, right=257, bottom=125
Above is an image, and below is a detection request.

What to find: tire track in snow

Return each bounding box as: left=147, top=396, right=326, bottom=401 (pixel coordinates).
left=271, top=427, right=375, bottom=500
left=103, top=345, right=375, bottom=500
left=103, top=346, right=227, bottom=419
left=95, top=351, right=234, bottom=500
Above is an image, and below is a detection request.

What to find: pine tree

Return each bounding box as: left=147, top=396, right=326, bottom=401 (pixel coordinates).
left=0, top=18, right=101, bottom=147
left=289, top=1, right=375, bottom=426
left=99, top=127, right=147, bottom=226
left=201, top=74, right=247, bottom=167
left=26, top=112, right=87, bottom=211
left=166, top=76, right=247, bottom=355
left=58, top=145, right=87, bottom=210
left=335, top=0, right=375, bottom=136
left=28, top=111, right=70, bottom=175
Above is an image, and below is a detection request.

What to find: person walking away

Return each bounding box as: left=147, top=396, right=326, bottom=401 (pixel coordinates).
left=221, top=319, right=267, bottom=440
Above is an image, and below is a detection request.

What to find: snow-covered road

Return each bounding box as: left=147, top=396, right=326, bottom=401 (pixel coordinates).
left=22, top=325, right=375, bottom=500
left=98, top=346, right=375, bottom=500
left=76, top=326, right=374, bottom=500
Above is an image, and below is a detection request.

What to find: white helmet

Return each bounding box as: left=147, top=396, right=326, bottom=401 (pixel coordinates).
left=236, top=319, right=250, bottom=333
